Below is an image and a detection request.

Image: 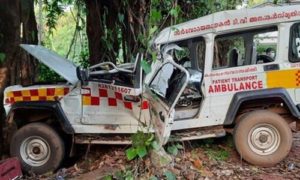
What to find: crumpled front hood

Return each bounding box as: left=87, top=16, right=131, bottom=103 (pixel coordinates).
left=21, top=44, right=79, bottom=85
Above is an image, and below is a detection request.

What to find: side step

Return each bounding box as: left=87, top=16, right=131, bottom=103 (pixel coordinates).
left=170, top=126, right=226, bottom=142
left=75, top=134, right=132, bottom=145
left=74, top=126, right=226, bottom=145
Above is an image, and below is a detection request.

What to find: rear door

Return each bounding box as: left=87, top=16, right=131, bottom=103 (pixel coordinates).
left=145, top=61, right=189, bottom=146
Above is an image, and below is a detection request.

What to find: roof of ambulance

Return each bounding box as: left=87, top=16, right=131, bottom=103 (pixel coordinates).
left=154, top=4, right=300, bottom=45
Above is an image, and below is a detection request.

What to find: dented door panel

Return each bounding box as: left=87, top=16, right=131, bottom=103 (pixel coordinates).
left=145, top=61, right=189, bottom=145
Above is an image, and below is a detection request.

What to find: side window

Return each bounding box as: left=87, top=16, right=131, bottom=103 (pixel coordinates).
left=213, top=36, right=245, bottom=69
left=213, top=27, right=278, bottom=70
left=174, top=46, right=191, bottom=68
left=290, top=23, right=300, bottom=62
left=254, top=31, right=278, bottom=64
left=169, top=37, right=206, bottom=70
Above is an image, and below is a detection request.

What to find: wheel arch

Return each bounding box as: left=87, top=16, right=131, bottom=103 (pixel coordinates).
left=6, top=101, right=74, bottom=134
left=224, top=88, right=300, bottom=125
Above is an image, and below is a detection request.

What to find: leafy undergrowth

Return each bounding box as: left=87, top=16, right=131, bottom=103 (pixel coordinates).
left=26, top=134, right=300, bottom=179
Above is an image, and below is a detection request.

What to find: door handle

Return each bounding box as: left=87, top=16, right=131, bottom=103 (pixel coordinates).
left=124, top=95, right=140, bottom=102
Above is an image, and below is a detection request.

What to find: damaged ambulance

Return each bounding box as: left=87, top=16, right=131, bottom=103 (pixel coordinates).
left=3, top=4, right=300, bottom=174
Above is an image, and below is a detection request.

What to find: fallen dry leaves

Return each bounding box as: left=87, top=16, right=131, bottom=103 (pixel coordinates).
left=29, top=133, right=300, bottom=179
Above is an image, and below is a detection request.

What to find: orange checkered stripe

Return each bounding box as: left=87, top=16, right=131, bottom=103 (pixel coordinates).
left=82, top=88, right=149, bottom=110
left=267, top=69, right=300, bottom=88
left=296, top=70, right=300, bottom=86
left=5, top=87, right=70, bottom=104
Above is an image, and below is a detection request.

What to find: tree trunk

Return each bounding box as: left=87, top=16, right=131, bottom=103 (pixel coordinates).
left=0, top=0, right=21, bottom=85
left=0, top=68, right=8, bottom=157
left=85, top=0, right=104, bottom=65
left=0, top=0, right=38, bottom=156
left=105, top=0, right=120, bottom=64
left=0, top=0, right=20, bottom=157
left=20, top=0, right=38, bottom=85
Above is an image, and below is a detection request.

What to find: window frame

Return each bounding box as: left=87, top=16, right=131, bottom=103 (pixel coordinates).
left=161, top=36, right=206, bottom=71
left=289, top=22, right=300, bottom=63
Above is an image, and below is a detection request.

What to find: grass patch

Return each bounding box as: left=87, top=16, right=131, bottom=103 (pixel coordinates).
left=204, top=147, right=229, bottom=161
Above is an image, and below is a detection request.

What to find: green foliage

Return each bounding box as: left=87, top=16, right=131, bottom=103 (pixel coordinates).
left=125, top=148, right=137, bottom=161
left=149, top=176, right=158, bottom=180
left=126, top=131, right=156, bottom=160
left=190, top=138, right=229, bottom=162
left=0, top=52, right=6, bottom=63
left=256, top=44, right=276, bottom=54
left=102, top=175, right=113, bottom=180
left=167, top=145, right=178, bottom=156
left=76, top=47, right=90, bottom=68
left=164, top=171, right=176, bottom=180
left=226, top=136, right=234, bottom=148
left=114, top=169, right=134, bottom=180
left=118, top=13, right=124, bottom=24
left=202, top=139, right=229, bottom=162
left=38, top=64, right=64, bottom=82
left=170, top=5, right=181, bottom=18
left=141, top=60, right=151, bottom=74
left=150, top=140, right=160, bottom=150
left=150, top=9, right=162, bottom=25
left=43, top=9, right=86, bottom=58
left=181, top=0, right=242, bottom=21
left=167, top=143, right=183, bottom=156
left=43, top=0, right=77, bottom=35
left=204, top=147, right=229, bottom=161
left=39, top=3, right=88, bottom=81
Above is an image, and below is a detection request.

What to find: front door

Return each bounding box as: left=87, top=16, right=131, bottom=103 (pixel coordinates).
left=145, top=61, right=189, bottom=145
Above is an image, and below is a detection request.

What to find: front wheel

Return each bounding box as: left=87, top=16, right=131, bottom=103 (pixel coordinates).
left=234, top=110, right=292, bottom=167
left=10, top=123, right=65, bottom=174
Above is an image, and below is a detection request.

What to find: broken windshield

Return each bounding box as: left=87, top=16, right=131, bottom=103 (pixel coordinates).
left=149, top=62, right=187, bottom=107
left=150, top=63, right=174, bottom=98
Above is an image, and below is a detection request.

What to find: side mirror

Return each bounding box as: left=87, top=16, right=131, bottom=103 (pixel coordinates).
left=76, top=67, right=88, bottom=86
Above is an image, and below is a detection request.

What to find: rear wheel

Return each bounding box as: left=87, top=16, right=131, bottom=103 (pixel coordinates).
left=10, top=123, right=65, bottom=174
left=234, top=110, right=292, bottom=167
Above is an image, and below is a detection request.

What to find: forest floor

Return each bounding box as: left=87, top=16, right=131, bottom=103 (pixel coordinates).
left=25, top=132, right=300, bottom=180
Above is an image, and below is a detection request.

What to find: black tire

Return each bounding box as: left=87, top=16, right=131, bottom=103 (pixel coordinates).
left=234, top=110, right=292, bottom=167
left=10, top=123, right=65, bottom=174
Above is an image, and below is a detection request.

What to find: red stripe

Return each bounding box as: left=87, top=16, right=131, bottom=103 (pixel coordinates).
left=30, top=89, right=39, bottom=96
left=108, top=98, right=117, bottom=106
left=141, top=100, right=149, bottom=109
left=99, top=89, right=108, bottom=97
left=13, top=91, right=22, bottom=97
left=91, top=97, right=100, bottom=105
left=124, top=101, right=132, bottom=109
left=10, top=98, right=15, bottom=103
left=64, top=88, right=69, bottom=95
left=115, top=92, right=122, bottom=100
left=47, top=88, right=55, bottom=96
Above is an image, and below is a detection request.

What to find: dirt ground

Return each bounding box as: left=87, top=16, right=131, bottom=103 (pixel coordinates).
left=23, top=132, right=300, bottom=180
